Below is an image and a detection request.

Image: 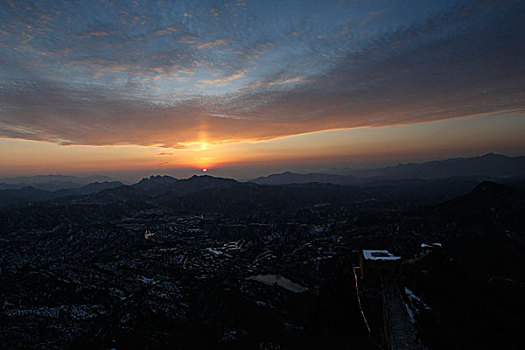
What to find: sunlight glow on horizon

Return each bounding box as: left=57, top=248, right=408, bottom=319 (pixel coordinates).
left=1, top=112, right=524, bottom=179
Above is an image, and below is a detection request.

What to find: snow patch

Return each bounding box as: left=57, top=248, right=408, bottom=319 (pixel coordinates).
left=404, top=302, right=416, bottom=323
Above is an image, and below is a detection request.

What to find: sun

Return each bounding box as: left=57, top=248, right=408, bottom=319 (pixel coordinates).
left=202, top=168, right=207, bottom=173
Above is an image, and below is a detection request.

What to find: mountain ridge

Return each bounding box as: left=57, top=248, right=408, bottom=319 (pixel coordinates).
left=250, top=153, right=525, bottom=184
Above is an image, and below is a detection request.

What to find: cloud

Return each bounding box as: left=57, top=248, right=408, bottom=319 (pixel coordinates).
left=85, top=31, right=111, bottom=37
left=241, top=75, right=305, bottom=92
left=199, top=69, right=247, bottom=85
left=0, top=0, right=523, bottom=148
left=153, top=29, right=169, bottom=36
left=195, top=39, right=228, bottom=50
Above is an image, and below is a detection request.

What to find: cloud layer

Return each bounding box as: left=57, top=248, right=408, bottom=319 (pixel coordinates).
left=0, top=0, right=523, bottom=147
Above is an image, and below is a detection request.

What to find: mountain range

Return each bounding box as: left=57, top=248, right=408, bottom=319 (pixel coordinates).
left=252, top=153, right=525, bottom=184
left=0, top=174, right=116, bottom=191
left=1, top=153, right=524, bottom=212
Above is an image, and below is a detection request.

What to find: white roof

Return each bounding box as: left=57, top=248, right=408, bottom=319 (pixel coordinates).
left=362, top=250, right=401, bottom=261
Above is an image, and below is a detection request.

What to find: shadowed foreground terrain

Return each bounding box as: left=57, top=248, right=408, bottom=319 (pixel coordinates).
left=0, top=175, right=524, bottom=349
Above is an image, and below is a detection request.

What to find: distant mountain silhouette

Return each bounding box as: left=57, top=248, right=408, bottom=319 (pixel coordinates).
left=0, top=174, right=115, bottom=191
left=353, top=153, right=525, bottom=179
left=12, top=175, right=369, bottom=215
left=163, top=174, right=238, bottom=196
left=2, top=153, right=525, bottom=212
left=3, top=172, right=524, bottom=212
left=132, top=175, right=179, bottom=196
left=132, top=175, right=238, bottom=198
left=251, top=172, right=355, bottom=185
left=55, top=181, right=124, bottom=196
left=250, top=154, right=525, bottom=185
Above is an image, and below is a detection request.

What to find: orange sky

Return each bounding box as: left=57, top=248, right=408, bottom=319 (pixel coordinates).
left=1, top=111, right=524, bottom=181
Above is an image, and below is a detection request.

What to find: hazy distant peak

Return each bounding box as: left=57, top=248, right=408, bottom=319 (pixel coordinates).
left=133, top=175, right=179, bottom=195
left=139, top=175, right=178, bottom=182
left=480, top=153, right=507, bottom=159
left=186, top=174, right=238, bottom=183
left=250, top=171, right=355, bottom=186
left=355, top=154, right=525, bottom=179
left=0, top=174, right=114, bottom=184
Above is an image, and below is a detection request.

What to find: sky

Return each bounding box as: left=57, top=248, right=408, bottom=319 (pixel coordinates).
left=0, top=0, right=524, bottom=179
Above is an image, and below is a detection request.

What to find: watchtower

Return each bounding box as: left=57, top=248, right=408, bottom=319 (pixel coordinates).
left=359, top=250, right=401, bottom=281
